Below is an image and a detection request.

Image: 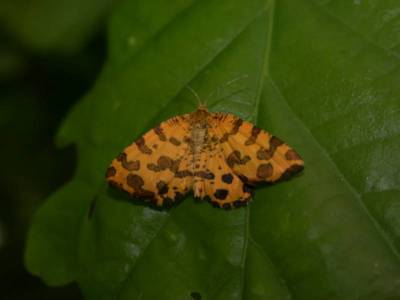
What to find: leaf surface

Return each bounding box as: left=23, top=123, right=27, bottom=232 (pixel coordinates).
left=26, top=0, right=400, bottom=299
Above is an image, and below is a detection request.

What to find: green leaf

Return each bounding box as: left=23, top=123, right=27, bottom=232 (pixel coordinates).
left=25, top=0, right=400, bottom=299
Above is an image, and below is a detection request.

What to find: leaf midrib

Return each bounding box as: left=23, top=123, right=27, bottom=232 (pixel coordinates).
left=241, top=0, right=297, bottom=299
left=109, top=2, right=272, bottom=299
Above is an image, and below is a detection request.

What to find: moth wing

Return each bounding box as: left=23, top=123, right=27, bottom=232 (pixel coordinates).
left=211, top=113, right=304, bottom=184
left=194, top=137, right=253, bottom=209
left=106, top=115, right=193, bottom=207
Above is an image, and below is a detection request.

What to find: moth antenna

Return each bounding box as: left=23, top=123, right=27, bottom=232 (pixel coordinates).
left=225, top=74, right=249, bottom=87
left=186, top=85, right=205, bottom=107
left=210, top=87, right=251, bottom=108
left=205, top=74, right=249, bottom=103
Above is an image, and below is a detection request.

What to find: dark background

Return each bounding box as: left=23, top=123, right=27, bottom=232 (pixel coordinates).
left=0, top=4, right=111, bottom=299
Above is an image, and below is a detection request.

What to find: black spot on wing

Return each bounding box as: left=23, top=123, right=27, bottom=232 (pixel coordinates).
left=214, top=189, right=228, bottom=200
left=156, top=181, right=169, bottom=195
left=221, top=173, right=233, bottom=184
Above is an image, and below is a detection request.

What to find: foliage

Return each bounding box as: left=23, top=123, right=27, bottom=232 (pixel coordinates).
left=25, top=0, right=400, bottom=299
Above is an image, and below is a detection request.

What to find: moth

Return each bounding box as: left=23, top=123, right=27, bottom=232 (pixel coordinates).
left=106, top=105, right=304, bottom=209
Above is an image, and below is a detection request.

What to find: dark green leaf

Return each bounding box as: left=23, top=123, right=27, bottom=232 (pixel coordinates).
left=0, top=0, right=115, bottom=53
left=26, top=0, right=400, bottom=299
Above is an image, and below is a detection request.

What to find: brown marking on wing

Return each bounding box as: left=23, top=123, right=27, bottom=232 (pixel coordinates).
left=285, top=149, right=301, bottom=161
left=245, top=126, right=261, bottom=146
left=127, top=174, right=155, bottom=199
left=135, top=137, right=153, bottom=155
left=256, top=163, right=273, bottom=179
left=154, top=126, right=167, bottom=141
left=226, top=150, right=251, bottom=168
left=169, top=137, right=181, bottom=146
left=117, top=152, right=140, bottom=170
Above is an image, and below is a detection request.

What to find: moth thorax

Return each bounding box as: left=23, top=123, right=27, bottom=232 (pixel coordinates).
left=191, top=124, right=207, bottom=154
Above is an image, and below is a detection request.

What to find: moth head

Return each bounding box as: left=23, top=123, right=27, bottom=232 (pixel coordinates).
left=190, top=105, right=209, bottom=123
